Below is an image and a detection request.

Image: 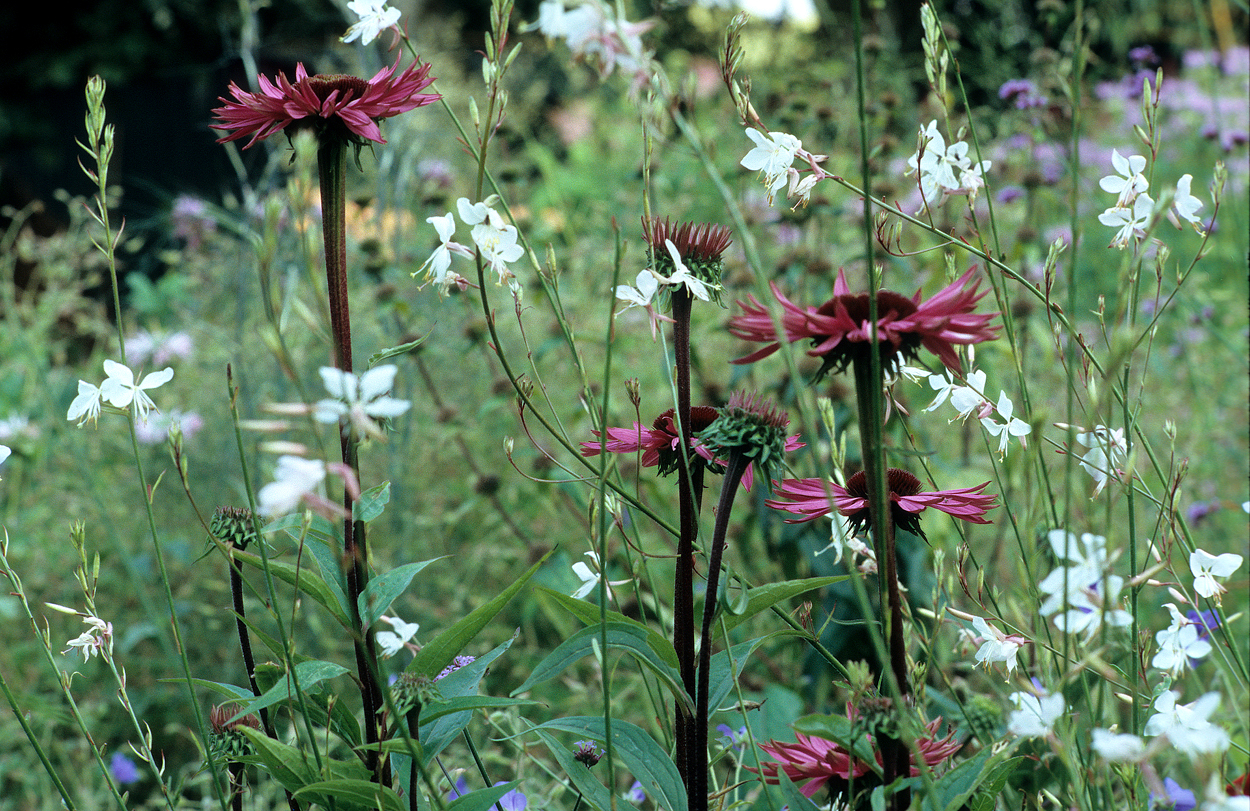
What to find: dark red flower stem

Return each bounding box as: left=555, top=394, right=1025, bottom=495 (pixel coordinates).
left=670, top=288, right=699, bottom=795
left=317, top=136, right=383, bottom=778
left=693, top=450, right=750, bottom=811
left=850, top=355, right=909, bottom=809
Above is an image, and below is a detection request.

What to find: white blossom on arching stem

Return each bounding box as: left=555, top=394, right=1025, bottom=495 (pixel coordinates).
left=257, top=456, right=328, bottom=517
left=1169, top=174, right=1205, bottom=233
left=1098, top=149, right=1149, bottom=207
left=1152, top=603, right=1212, bottom=676
left=67, top=379, right=105, bottom=427
left=341, top=0, right=401, bottom=45
left=63, top=614, right=113, bottom=662
left=1074, top=425, right=1128, bottom=496
left=99, top=360, right=175, bottom=424
left=653, top=239, right=712, bottom=302
left=740, top=129, right=802, bottom=204
left=979, top=390, right=1031, bottom=457
left=415, top=211, right=473, bottom=295
left=1090, top=729, right=1146, bottom=762
left=970, top=615, right=1027, bottom=678
left=1189, top=548, right=1244, bottom=600
left=570, top=551, right=630, bottom=601
left=1099, top=193, right=1154, bottom=249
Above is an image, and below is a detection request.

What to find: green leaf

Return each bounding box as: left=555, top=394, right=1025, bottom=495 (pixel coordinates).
left=236, top=726, right=317, bottom=794
left=358, top=558, right=442, bottom=628
left=232, top=660, right=350, bottom=720
left=302, top=536, right=352, bottom=622
left=707, top=631, right=803, bottom=714
left=448, top=781, right=520, bottom=811
left=408, top=551, right=550, bottom=679
left=510, top=623, right=691, bottom=714
left=172, top=678, right=254, bottom=700
left=535, top=585, right=677, bottom=667
left=718, top=577, right=845, bottom=633
left=771, top=768, right=822, bottom=810
left=531, top=728, right=625, bottom=811
left=966, top=755, right=1023, bottom=811
left=368, top=334, right=429, bottom=367
left=415, top=633, right=517, bottom=765
left=231, top=548, right=351, bottom=628
left=416, top=695, right=542, bottom=726
left=353, top=482, right=391, bottom=523
left=533, top=717, right=685, bottom=811
left=294, top=779, right=404, bottom=811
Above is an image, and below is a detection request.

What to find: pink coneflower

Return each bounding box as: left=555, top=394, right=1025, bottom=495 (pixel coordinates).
left=752, top=709, right=961, bottom=798
left=766, top=468, right=996, bottom=539
left=581, top=405, right=801, bottom=491
left=212, top=58, right=439, bottom=148
left=728, top=267, right=998, bottom=377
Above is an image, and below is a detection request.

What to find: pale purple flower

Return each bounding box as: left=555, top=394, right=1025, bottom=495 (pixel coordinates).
left=134, top=409, right=205, bottom=445
left=110, top=751, right=141, bottom=785
left=493, top=781, right=527, bottom=811
left=1150, top=778, right=1197, bottom=811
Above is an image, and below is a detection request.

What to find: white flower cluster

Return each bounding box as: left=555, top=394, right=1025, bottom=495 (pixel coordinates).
left=1037, top=530, right=1132, bottom=641
left=740, top=129, right=826, bottom=208
left=906, top=120, right=991, bottom=209
left=66, top=360, right=174, bottom=427
left=922, top=369, right=1031, bottom=458
left=341, top=0, right=401, bottom=46
left=1097, top=150, right=1205, bottom=249
left=415, top=197, right=524, bottom=296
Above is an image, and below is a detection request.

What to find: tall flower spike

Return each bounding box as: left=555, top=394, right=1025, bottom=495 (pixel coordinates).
left=766, top=468, right=997, bottom=540
left=642, top=217, right=731, bottom=305
left=212, top=58, right=439, bottom=149
left=729, top=267, right=998, bottom=378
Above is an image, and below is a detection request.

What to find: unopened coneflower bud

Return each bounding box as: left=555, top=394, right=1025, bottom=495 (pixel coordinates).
left=697, top=392, right=793, bottom=491
left=208, top=703, right=262, bottom=763
left=390, top=672, right=442, bottom=718
left=210, top=506, right=258, bottom=550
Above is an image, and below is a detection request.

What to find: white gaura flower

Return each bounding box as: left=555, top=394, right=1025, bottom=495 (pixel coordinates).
left=99, top=360, right=174, bottom=423
left=924, top=369, right=986, bottom=419
left=740, top=129, right=802, bottom=204
left=1152, top=603, right=1212, bottom=676
left=979, top=390, right=1031, bottom=457
left=1050, top=574, right=1132, bottom=640
left=1007, top=688, right=1065, bottom=738
left=1099, top=150, right=1149, bottom=207
left=1169, top=174, right=1205, bottom=232
left=63, top=614, right=113, bottom=662
left=67, top=379, right=105, bottom=426
left=570, top=551, right=631, bottom=601
left=653, top=239, right=711, bottom=301
left=1143, top=691, right=1229, bottom=758
left=1074, top=425, right=1128, bottom=496
left=970, top=615, right=1027, bottom=677
left=257, top=456, right=328, bottom=517
left=1189, top=548, right=1244, bottom=600
left=376, top=615, right=420, bottom=658
left=341, top=0, right=401, bottom=45
left=1099, top=193, right=1154, bottom=249
left=1090, top=729, right=1146, bottom=762
left=1038, top=530, right=1114, bottom=617
left=907, top=120, right=981, bottom=206
left=0, top=444, right=9, bottom=468
left=414, top=211, right=473, bottom=294
left=470, top=209, right=525, bottom=285
left=314, top=365, right=412, bottom=440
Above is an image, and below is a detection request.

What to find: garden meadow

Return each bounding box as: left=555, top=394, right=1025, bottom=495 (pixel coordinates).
left=1, top=1, right=1247, bottom=810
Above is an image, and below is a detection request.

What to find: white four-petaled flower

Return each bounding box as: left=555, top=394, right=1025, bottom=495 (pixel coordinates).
left=1143, top=690, right=1229, bottom=758
left=1091, top=729, right=1146, bottom=762
left=63, top=615, right=113, bottom=662
left=67, top=379, right=105, bottom=426
left=1099, top=150, right=1149, bottom=207
left=341, top=0, right=401, bottom=45
left=257, top=455, right=328, bottom=517
left=1170, top=174, right=1205, bottom=232
left=1098, top=193, right=1155, bottom=249
left=1189, top=548, right=1244, bottom=600
left=415, top=211, right=473, bottom=294
left=74, top=360, right=174, bottom=425
left=1152, top=603, right=1212, bottom=676
left=376, top=615, right=420, bottom=658
left=653, top=239, right=711, bottom=301
left=1074, top=425, right=1127, bottom=496
left=314, top=365, right=412, bottom=440
left=980, top=390, right=1031, bottom=457
left=741, top=129, right=802, bottom=204
left=1007, top=689, right=1065, bottom=738
left=971, top=615, right=1027, bottom=678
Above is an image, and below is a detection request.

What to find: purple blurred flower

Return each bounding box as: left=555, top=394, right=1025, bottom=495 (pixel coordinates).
left=134, top=409, right=205, bottom=445
left=1186, top=500, right=1221, bottom=526
left=623, top=779, right=647, bottom=804
left=716, top=723, right=749, bottom=750
left=1149, top=777, right=1197, bottom=811
left=493, top=781, right=528, bottom=811
left=435, top=654, right=476, bottom=681
left=110, top=751, right=141, bottom=785
left=996, top=185, right=1025, bottom=204
left=1186, top=609, right=1221, bottom=640
left=998, top=79, right=1048, bottom=109
left=574, top=740, right=603, bottom=766
left=1129, top=45, right=1159, bottom=67
left=171, top=194, right=217, bottom=250
left=448, top=775, right=469, bottom=800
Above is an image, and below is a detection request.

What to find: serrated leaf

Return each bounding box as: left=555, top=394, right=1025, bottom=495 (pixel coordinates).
left=533, top=717, right=684, bottom=811
left=408, top=551, right=550, bottom=679
left=510, top=623, right=690, bottom=713
left=353, top=482, right=391, bottom=523
left=718, top=577, right=845, bottom=633
left=358, top=558, right=442, bottom=628
left=231, top=548, right=351, bottom=629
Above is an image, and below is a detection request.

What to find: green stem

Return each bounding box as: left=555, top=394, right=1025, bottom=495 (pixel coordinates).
left=670, top=287, right=698, bottom=792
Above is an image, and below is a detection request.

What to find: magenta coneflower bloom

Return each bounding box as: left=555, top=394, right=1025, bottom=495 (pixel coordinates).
left=766, top=468, right=996, bottom=538
left=212, top=58, right=439, bottom=148
left=752, top=709, right=961, bottom=797
left=728, top=267, right=998, bottom=376
left=581, top=406, right=802, bottom=490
